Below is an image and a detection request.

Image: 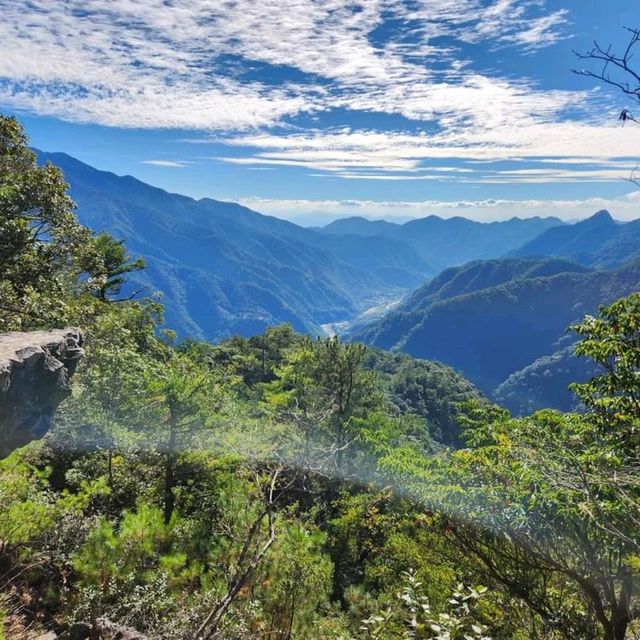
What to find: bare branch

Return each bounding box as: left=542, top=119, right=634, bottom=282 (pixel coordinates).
left=572, top=27, right=640, bottom=101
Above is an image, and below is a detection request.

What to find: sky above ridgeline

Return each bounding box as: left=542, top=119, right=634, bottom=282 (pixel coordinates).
left=3, top=0, right=640, bottom=224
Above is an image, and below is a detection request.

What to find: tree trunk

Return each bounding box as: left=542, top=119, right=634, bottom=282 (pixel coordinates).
left=611, top=568, right=633, bottom=640
left=613, top=618, right=628, bottom=640
left=194, top=470, right=280, bottom=640
left=163, top=403, right=178, bottom=525
left=163, top=451, right=176, bottom=525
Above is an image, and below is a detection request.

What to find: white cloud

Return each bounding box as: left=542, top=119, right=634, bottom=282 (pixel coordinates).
left=505, top=11, right=569, bottom=49
left=0, top=0, right=571, bottom=130
left=466, top=0, right=568, bottom=50
left=211, top=124, right=640, bottom=183
left=5, top=0, right=626, bottom=192
left=141, top=159, right=191, bottom=168
left=240, top=193, right=640, bottom=223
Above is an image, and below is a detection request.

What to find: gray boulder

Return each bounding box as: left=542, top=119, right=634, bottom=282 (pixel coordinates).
left=0, top=328, right=83, bottom=458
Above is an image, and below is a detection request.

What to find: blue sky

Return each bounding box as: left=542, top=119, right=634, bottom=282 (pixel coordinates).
left=3, top=0, right=640, bottom=224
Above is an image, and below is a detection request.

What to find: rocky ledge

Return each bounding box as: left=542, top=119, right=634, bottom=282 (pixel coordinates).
left=0, top=328, right=83, bottom=458
left=35, top=618, right=148, bottom=640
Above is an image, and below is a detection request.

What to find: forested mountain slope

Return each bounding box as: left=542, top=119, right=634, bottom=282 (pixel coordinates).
left=39, top=151, right=569, bottom=341
left=363, top=348, right=481, bottom=446
left=355, top=257, right=640, bottom=403
left=353, top=258, right=590, bottom=349
left=493, top=345, right=600, bottom=415
left=321, top=214, right=563, bottom=270
left=37, top=152, right=433, bottom=339
left=511, top=209, right=640, bottom=268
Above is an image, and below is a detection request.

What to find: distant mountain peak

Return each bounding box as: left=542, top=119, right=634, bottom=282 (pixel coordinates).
left=509, top=208, right=640, bottom=268
left=583, top=209, right=614, bottom=225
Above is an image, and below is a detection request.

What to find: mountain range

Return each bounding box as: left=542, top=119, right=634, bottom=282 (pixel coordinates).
left=39, top=151, right=563, bottom=341
left=39, top=151, right=640, bottom=414
left=320, top=213, right=562, bottom=271
left=41, top=152, right=435, bottom=339
left=510, top=209, right=640, bottom=268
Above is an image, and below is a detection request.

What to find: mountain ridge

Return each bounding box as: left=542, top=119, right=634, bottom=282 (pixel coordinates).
left=510, top=209, right=640, bottom=268
left=354, top=256, right=640, bottom=403
left=39, top=151, right=433, bottom=339
left=38, top=151, right=609, bottom=346
left=321, top=213, right=565, bottom=270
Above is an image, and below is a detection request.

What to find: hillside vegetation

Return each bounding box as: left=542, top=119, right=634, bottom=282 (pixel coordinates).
left=492, top=345, right=599, bottom=415
left=355, top=255, right=640, bottom=411
left=2, top=115, right=640, bottom=640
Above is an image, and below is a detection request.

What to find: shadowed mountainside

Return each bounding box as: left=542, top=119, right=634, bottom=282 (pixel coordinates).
left=39, top=151, right=564, bottom=341
left=354, top=256, right=640, bottom=410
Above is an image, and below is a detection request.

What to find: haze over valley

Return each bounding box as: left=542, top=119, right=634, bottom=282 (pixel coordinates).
left=31, top=149, right=639, bottom=416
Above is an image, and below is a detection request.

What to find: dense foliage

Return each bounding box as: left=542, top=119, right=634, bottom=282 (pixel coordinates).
left=1, top=116, right=639, bottom=640
left=0, top=118, right=90, bottom=330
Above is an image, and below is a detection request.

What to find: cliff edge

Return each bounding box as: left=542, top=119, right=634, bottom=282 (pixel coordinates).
left=0, top=328, right=83, bottom=458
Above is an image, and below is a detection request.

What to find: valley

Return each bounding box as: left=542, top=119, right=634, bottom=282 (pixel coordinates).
left=38, top=152, right=566, bottom=339
left=38, top=151, right=640, bottom=415
left=320, top=295, right=404, bottom=337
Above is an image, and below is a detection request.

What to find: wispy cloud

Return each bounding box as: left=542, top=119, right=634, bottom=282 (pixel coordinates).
left=240, top=192, right=640, bottom=223
left=467, top=0, right=568, bottom=50
left=141, top=159, right=192, bottom=168
left=6, top=0, right=629, bottom=193
left=211, top=124, right=640, bottom=183
left=0, top=0, right=570, bottom=131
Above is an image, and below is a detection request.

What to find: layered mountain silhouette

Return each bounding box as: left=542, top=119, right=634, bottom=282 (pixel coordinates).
left=321, top=214, right=562, bottom=271
left=510, top=209, right=640, bottom=268
left=40, top=152, right=436, bottom=339
left=352, top=257, right=591, bottom=349
left=38, top=151, right=564, bottom=341
left=38, top=151, right=640, bottom=415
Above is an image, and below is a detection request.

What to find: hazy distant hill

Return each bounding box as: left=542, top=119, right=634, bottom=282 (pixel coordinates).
left=38, top=151, right=567, bottom=340
left=322, top=214, right=563, bottom=270
left=39, top=152, right=434, bottom=339
left=511, top=209, right=640, bottom=268
left=354, top=256, right=640, bottom=404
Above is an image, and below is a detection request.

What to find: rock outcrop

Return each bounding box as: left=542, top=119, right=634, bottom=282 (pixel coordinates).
left=54, top=619, right=147, bottom=640
left=33, top=618, right=148, bottom=640
left=0, top=328, right=83, bottom=458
